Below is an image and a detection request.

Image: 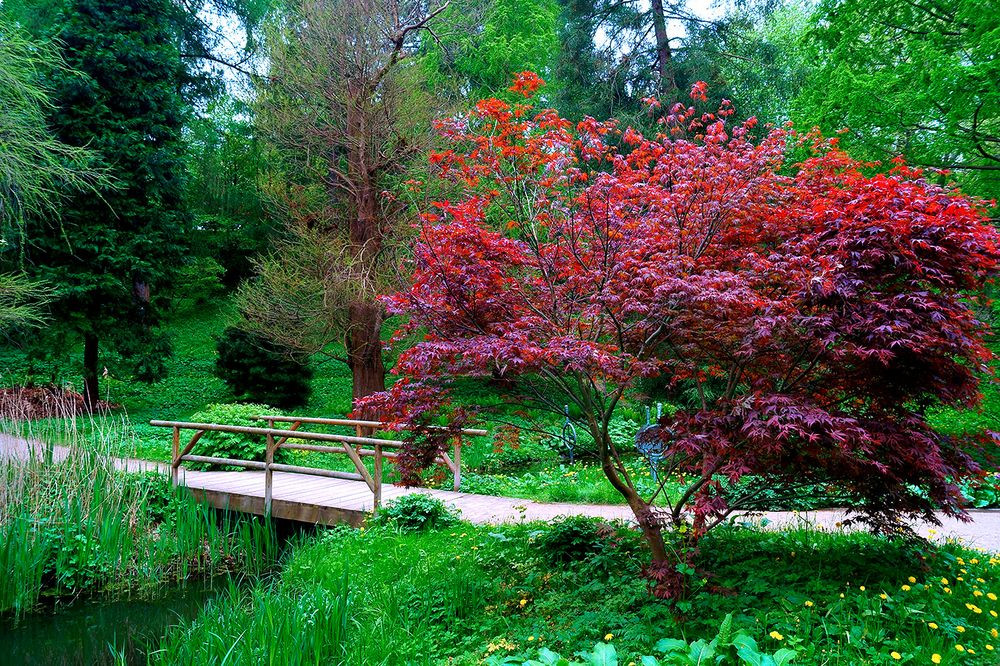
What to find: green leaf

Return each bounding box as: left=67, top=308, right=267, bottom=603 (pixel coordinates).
left=654, top=638, right=689, bottom=654
left=583, top=642, right=617, bottom=666
left=772, top=649, right=796, bottom=666
left=687, top=640, right=715, bottom=665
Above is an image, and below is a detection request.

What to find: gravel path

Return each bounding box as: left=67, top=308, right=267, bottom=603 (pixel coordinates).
left=3, top=434, right=998, bottom=553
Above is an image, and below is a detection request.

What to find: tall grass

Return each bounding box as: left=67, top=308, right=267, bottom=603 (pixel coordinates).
left=0, top=392, right=280, bottom=618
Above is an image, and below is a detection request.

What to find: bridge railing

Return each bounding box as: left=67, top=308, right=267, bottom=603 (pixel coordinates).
left=149, top=416, right=487, bottom=513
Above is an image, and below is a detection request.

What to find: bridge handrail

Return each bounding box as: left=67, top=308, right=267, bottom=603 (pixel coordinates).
left=253, top=414, right=489, bottom=437
left=150, top=415, right=482, bottom=513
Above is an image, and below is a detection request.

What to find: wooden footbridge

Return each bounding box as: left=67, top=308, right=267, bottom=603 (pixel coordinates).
left=149, top=414, right=566, bottom=526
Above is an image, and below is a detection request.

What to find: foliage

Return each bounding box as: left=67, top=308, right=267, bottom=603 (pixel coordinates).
left=6, top=0, right=192, bottom=405
left=153, top=520, right=1000, bottom=665
left=215, top=326, right=312, bottom=408
left=534, top=516, right=621, bottom=567
left=794, top=0, right=1000, bottom=201
left=367, top=76, right=1000, bottom=596
left=423, top=0, right=561, bottom=102
left=187, top=402, right=282, bottom=468
left=372, top=493, right=461, bottom=531
left=493, top=615, right=798, bottom=665
left=0, top=14, right=108, bottom=233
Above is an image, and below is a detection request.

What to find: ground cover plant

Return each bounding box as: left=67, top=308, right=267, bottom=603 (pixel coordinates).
left=151, top=507, right=1000, bottom=665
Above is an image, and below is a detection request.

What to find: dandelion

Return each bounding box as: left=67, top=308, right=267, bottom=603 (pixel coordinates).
left=987, top=645, right=995, bottom=651
left=880, top=593, right=889, bottom=600
left=901, top=585, right=911, bottom=591
left=908, top=576, right=917, bottom=583
left=769, top=631, right=784, bottom=641
left=992, top=628, right=999, bottom=638
left=931, top=654, right=941, bottom=664
left=839, top=593, right=845, bottom=598
left=975, top=590, right=984, bottom=597
left=860, top=586, right=866, bottom=592
left=890, top=652, right=902, bottom=660
left=519, top=599, right=527, bottom=607
left=956, top=626, right=966, bottom=633
left=944, top=587, right=952, bottom=594
left=528, top=636, right=535, bottom=641
left=604, top=633, right=614, bottom=641
left=928, top=623, right=939, bottom=629
left=956, top=644, right=965, bottom=652
left=941, top=578, right=950, bottom=585
left=988, top=592, right=997, bottom=600
left=805, top=601, right=814, bottom=607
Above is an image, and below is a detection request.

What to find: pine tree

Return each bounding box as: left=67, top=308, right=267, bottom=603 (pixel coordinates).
left=16, top=0, right=190, bottom=407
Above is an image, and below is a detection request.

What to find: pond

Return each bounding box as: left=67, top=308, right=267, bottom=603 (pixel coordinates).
left=0, top=579, right=228, bottom=665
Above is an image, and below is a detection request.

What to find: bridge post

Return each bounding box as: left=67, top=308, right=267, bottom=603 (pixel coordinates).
left=373, top=442, right=382, bottom=510
left=265, top=430, right=275, bottom=516
left=171, top=426, right=180, bottom=486
left=453, top=436, right=461, bottom=492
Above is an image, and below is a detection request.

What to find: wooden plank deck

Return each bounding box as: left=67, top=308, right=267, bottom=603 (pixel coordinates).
left=175, top=467, right=634, bottom=526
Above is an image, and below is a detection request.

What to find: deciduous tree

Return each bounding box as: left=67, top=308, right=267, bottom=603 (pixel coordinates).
left=243, top=0, right=451, bottom=407
left=365, top=76, right=1000, bottom=596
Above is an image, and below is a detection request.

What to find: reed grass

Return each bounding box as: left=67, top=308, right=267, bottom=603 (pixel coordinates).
left=0, top=390, right=280, bottom=619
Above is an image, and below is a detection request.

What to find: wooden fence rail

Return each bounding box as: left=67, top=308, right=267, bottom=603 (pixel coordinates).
left=149, top=415, right=487, bottom=514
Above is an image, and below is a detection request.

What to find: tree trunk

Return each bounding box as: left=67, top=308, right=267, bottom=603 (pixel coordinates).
left=347, top=300, right=386, bottom=411
left=650, top=0, right=678, bottom=98
left=82, top=332, right=99, bottom=411
left=344, top=85, right=387, bottom=413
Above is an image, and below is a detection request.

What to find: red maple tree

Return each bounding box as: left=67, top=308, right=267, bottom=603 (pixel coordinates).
left=361, top=75, right=1000, bottom=595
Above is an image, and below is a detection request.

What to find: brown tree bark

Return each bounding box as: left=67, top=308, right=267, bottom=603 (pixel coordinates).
left=344, top=88, right=387, bottom=408
left=82, top=332, right=99, bottom=411
left=650, top=0, right=678, bottom=98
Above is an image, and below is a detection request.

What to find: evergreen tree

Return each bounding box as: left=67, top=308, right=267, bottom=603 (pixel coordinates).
left=13, top=0, right=190, bottom=407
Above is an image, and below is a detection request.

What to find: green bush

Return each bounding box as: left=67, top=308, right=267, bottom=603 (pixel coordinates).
left=187, top=402, right=284, bottom=469
left=214, top=326, right=312, bottom=408
left=534, top=515, right=619, bottom=566
left=373, top=494, right=460, bottom=531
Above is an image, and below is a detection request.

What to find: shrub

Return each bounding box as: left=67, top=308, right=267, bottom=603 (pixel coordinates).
left=373, top=494, right=460, bottom=531
left=535, top=515, right=619, bottom=566
left=187, top=402, right=284, bottom=469
left=214, top=327, right=312, bottom=408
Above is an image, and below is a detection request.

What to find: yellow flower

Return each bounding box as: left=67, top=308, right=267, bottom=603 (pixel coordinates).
left=901, top=585, right=911, bottom=591
left=519, top=599, right=527, bottom=607
left=931, top=654, right=942, bottom=664
left=769, top=631, right=784, bottom=641
left=604, top=633, right=614, bottom=641
left=956, top=644, right=965, bottom=652
left=890, top=652, right=901, bottom=660
left=860, top=586, right=866, bottom=592
left=975, top=590, right=984, bottom=597
left=941, top=578, right=950, bottom=585
left=992, top=610, right=999, bottom=618
left=992, top=628, right=999, bottom=638
left=839, top=593, right=845, bottom=598
left=528, top=636, right=535, bottom=641
left=956, top=626, right=966, bottom=633
left=928, top=623, right=939, bottom=629
left=988, top=592, right=998, bottom=601
left=987, top=645, right=995, bottom=651
left=880, top=593, right=889, bottom=600
left=908, top=576, right=917, bottom=583
left=944, top=587, right=952, bottom=594
left=804, top=601, right=814, bottom=607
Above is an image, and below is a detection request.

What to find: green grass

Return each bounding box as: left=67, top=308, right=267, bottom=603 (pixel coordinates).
left=150, top=515, right=1000, bottom=665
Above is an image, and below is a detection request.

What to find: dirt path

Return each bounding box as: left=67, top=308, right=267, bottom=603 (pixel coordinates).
left=3, top=434, right=998, bottom=552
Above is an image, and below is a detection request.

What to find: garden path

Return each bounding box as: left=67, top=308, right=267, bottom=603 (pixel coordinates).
left=3, top=433, right=999, bottom=552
